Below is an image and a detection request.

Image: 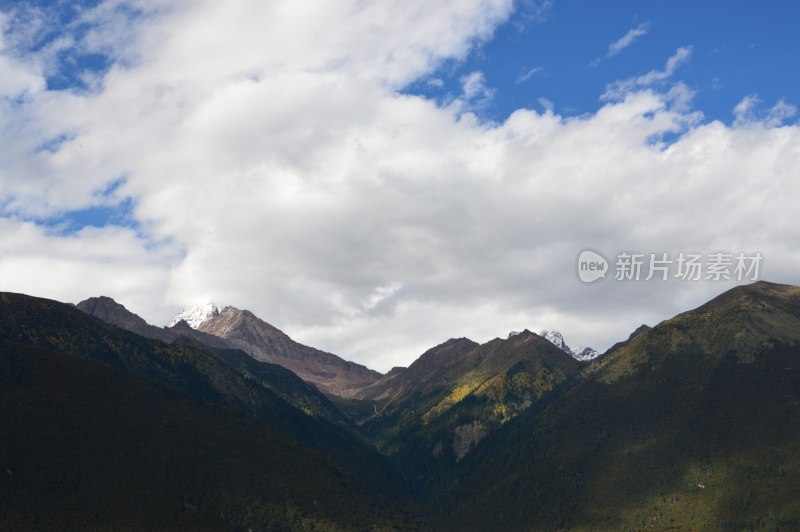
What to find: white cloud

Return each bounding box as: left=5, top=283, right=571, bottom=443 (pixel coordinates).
left=0, top=217, right=176, bottom=319
left=603, top=46, right=692, bottom=100
left=1, top=2, right=800, bottom=373
left=608, top=23, right=650, bottom=57
left=537, top=96, right=554, bottom=112
left=516, top=66, right=543, bottom=83
left=0, top=13, right=46, bottom=97
left=447, top=70, right=495, bottom=114
left=767, top=100, right=798, bottom=126
left=734, top=95, right=797, bottom=127
left=591, top=22, right=649, bottom=66
left=461, top=71, right=494, bottom=101
left=733, top=95, right=761, bottom=124
left=515, top=0, right=553, bottom=25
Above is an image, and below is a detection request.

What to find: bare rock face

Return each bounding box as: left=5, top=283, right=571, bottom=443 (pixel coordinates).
left=197, top=306, right=381, bottom=397
left=542, top=329, right=600, bottom=361
left=76, top=297, right=172, bottom=342
left=453, top=421, right=486, bottom=460
left=80, top=296, right=382, bottom=397
left=77, top=297, right=239, bottom=350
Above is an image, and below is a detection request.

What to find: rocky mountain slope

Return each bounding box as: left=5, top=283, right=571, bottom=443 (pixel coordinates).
left=78, top=297, right=381, bottom=397
left=193, top=305, right=381, bottom=397
left=77, top=296, right=231, bottom=349
left=541, top=329, right=600, bottom=361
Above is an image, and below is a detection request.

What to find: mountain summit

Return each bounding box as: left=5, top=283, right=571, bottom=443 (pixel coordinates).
left=195, top=306, right=380, bottom=396
left=80, top=297, right=381, bottom=397
left=77, top=296, right=174, bottom=342
left=170, top=302, right=220, bottom=328
left=541, top=329, right=599, bottom=361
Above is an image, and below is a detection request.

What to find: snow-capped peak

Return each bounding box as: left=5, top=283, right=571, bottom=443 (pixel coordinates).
left=541, top=329, right=600, bottom=361
left=170, top=302, right=220, bottom=329
left=570, top=346, right=600, bottom=361
left=508, top=330, right=521, bottom=339
left=541, top=329, right=570, bottom=352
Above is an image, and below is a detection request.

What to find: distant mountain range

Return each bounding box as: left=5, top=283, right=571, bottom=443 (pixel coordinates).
left=79, top=297, right=602, bottom=398
left=2, top=281, right=799, bottom=529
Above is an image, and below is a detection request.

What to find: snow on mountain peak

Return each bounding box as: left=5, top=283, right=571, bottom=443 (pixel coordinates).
left=170, top=302, right=220, bottom=329
left=571, top=346, right=600, bottom=361
left=508, top=330, right=521, bottom=339
left=541, top=329, right=569, bottom=352
left=541, top=329, right=600, bottom=361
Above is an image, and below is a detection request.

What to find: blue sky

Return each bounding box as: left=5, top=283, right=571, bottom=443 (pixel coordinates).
left=408, top=0, right=798, bottom=124
left=2, top=0, right=799, bottom=370
left=10, top=1, right=799, bottom=121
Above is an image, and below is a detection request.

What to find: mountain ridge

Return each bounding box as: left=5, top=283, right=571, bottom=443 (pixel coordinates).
left=76, top=296, right=232, bottom=350
left=542, top=328, right=600, bottom=361
left=436, top=280, right=800, bottom=530
left=197, top=305, right=381, bottom=397
left=0, top=292, right=414, bottom=501
left=78, top=295, right=381, bottom=397
left=9, top=281, right=800, bottom=530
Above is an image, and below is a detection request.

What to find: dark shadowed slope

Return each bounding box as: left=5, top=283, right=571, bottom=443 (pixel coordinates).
left=0, top=292, right=420, bottom=529
left=0, top=342, right=424, bottom=531
left=355, top=337, right=480, bottom=406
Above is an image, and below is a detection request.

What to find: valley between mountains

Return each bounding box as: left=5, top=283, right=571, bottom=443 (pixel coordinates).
left=2, top=281, right=799, bottom=530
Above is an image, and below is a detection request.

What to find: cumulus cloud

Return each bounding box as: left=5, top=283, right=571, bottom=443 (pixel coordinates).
left=0, top=217, right=176, bottom=316
left=1, top=1, right=799, bottom=372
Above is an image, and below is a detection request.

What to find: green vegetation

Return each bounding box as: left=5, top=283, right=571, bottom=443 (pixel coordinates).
left=3, top=282, right=800, bottom=530
left=431, top=282, right=800, bottom=530
left=0, top=293, right=421, bottom=530
left=0, top=341, right=423, bottom=531
left=360, top=331, right=581, bottom=501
